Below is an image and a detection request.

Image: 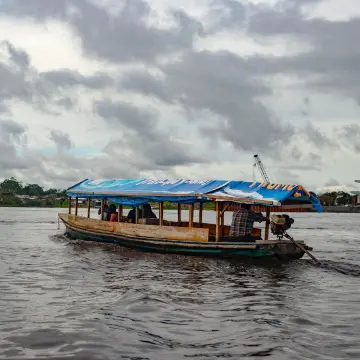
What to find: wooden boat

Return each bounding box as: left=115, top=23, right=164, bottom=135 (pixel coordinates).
left=58, top=179, right=322, bottom=260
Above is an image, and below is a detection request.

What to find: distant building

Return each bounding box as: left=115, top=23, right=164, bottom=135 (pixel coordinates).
left=351, top=180, right=360, bottom=205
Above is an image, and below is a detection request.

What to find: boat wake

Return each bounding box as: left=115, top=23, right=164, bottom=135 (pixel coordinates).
left=303, top=258, right=360, bottom=277
left=0, top=220, right=57, bottom=224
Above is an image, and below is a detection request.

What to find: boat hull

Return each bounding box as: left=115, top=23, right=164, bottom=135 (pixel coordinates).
left=58, top=214, right=305, bottom=260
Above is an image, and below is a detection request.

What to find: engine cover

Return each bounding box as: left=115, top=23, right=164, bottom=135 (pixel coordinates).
left=270, top=214, right=295, bottom=237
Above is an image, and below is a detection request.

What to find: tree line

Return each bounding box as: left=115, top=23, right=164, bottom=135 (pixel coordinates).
left=0, top=177, right=67, bottom=197
left=316, top=191, right=356, bottom=206
left=0, top=177, right=67, bottom=207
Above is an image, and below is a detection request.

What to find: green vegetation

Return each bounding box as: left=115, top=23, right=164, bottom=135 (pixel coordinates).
left=0, top=177, right=67, bottom=207
left=317, top=191, right=356, bottom=206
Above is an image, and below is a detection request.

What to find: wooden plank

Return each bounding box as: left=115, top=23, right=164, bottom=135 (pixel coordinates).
left=59, top=214, right=267, bottom=248
left=75, top=197, right=79, bottom=216
left=114, top=222, right=209, bottom=242
left=177, top=203, right=182, bottom=224
left=189, top=204, right=194, bottom=228
left=68, top=214, right=115, bottom=232
left=63, top=213, right=262, bottom=243
left=179, top=221, right=262, bottom=238
left=64, top=214, right=209, bottom=242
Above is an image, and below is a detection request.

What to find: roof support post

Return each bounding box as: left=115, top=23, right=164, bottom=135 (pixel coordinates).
left=159, top=202, right=164, bottom=226
left=135, top=206, right=139, bottom=224
left=101, top=199, right=105, bottom=221
left=68, top=196, right=72, bottom=215
left=220, top=202, right=224, bottom=236
left=87, top=198, right=91, bottom=218
left=215, top=201, right=220, bottom=242
left=199, top=202, right=203, bottom=228
left=189, top=204, right=194, bottom=228
left=75, top=197, right=79, bottom=216
left=118, top=204, right=123, bottom=222
left=265, top=207, right=271, bottom=240
left=177, top=203, right=182, bottom=225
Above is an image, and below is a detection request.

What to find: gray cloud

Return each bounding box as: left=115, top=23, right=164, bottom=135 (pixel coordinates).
left=0, top=0, right=359, bottom=190
left=0, top=0, right=203, bottom=64
left=4, top=41, right=30, bottom=70
left=95, top=100, right=206, bottom=169
left=120, top=72, right=171, bottom=103
left=243, top=4, right=360, bottom=103
left=308, top=152, right=322, bottom=163
left=325, top=178, right=340, bottom=187
left=120, top=50, right=295, bottom=153
left=0, top=119, right=29, bottom=172
left=49, top=130, right=73, bottom=153
left=302, top=122, right=336, bottom=148
left=40, top=70, right=113, bottom=89
left=0, top=120, right=142, bottom=187
left=336, top=123, right=360, bottom=153
left=95, top=100, right=158, bottom=140
left=0, top=41, right=114, bottom=114
left=0, top=42, right=33, bottom=107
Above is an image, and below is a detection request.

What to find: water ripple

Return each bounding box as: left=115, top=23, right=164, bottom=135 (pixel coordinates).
left=0, top=209, right=359, bottom=359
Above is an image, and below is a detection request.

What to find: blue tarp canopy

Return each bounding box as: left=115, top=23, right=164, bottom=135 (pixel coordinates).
left=67, top=178, right=322, bottom=212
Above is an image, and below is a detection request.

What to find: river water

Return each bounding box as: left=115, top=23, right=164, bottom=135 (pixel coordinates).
left=0, top=207, right=359, bottom=360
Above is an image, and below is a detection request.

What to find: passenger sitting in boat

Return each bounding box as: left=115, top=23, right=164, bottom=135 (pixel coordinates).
left=127, top=203, right=157, bottom=223
left=98, top=204, right=108, bottom=220
left=142, top=203, right=157, bottom=219
left=230, top=204, right=265, bottom=241
left=127, top=207, right=141, bottom=223
left=107, top=204, right=118, bottom=222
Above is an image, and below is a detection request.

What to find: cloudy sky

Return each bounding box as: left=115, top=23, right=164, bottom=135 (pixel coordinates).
left=0, top=0, right=359, bottom=192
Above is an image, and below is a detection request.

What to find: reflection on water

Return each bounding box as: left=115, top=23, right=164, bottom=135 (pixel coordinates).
left=0, top=208, right=359, bottom=359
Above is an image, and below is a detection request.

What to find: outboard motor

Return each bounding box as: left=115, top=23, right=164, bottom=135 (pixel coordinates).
left=270, top=214, right=295, bottom=238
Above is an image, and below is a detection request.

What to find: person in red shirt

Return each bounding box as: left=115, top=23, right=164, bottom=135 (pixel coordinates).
left=107, top=204, right=118, bottom=222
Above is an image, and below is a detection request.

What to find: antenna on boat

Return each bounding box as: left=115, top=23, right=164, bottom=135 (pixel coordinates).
left=253, top=154, right=270, bottom=184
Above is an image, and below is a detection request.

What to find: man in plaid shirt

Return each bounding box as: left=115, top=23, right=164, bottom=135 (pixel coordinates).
left=230, top=204, right=265, bottom=239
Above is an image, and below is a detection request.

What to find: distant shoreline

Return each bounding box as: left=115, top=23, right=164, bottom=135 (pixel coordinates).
left=321, top=206, right=360, bottom=213
left=1, top=205, right=360, bottom=213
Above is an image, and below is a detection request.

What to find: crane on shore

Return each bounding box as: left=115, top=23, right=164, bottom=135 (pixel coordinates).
left=253, top=154, right=270, bottom=184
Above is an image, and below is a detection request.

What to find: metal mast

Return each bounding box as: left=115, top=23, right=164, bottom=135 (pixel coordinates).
left=253, top=154, right=270, bottom=184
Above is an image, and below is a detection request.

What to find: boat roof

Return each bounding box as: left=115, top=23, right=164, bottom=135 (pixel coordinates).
left=67, top=178, right=322, bottom=212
